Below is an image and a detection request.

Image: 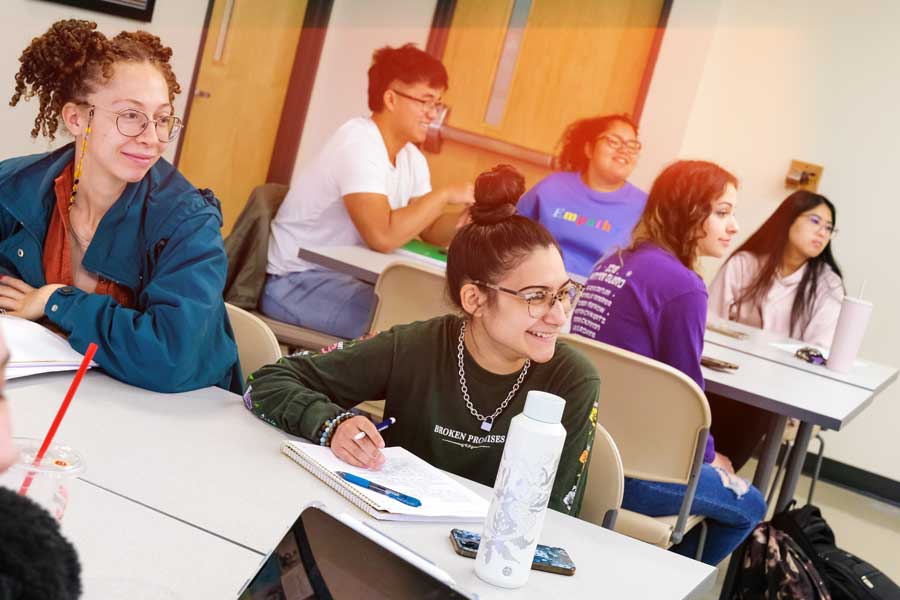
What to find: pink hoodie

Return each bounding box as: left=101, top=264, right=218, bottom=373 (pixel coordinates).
left=708, top=251, right=844, bottom=348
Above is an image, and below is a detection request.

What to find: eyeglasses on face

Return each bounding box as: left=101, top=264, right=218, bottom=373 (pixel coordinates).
left=803, top=214, right=838, bottom=238
left=472, top=279, right=585, bottom=319
left=598, top=133, right=642, bottom=155
left=389, top=88, right=447, bottom=115
left=89, top=104, right=184, bottom=142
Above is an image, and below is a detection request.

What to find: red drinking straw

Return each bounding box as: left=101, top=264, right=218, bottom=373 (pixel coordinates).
left=18, top=342, right=98, bottom=497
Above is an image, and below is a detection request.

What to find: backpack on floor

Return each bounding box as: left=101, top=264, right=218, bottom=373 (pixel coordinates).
left=733, top=521, right=832, bottom=600
left=772, top=503, right=900, bottom=600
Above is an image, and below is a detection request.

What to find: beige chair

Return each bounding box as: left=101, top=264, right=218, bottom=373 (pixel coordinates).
left=580, top=423, right=625, bottom=529
left=561, top=334, right=710, bottom=556
left=355, top=261, right=453, bottom=418
left=369, top=260, right=452, bottom=333
left=226, top=303, right=282, bottom=377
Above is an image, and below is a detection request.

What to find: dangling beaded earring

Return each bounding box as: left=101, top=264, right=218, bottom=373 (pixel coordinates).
left=69, top=105, right=94, bottom=208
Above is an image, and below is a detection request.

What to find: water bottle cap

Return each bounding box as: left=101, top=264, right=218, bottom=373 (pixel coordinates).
left=523, top=391, right=565, bottom=424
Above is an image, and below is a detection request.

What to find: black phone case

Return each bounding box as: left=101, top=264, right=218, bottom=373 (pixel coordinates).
left=448, top=529, right=576, bottom=576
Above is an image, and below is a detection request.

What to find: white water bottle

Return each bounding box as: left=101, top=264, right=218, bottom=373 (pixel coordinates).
left=475, top=390, right=567, bottom=588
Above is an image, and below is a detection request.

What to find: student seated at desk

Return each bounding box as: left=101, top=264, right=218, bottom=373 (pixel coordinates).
left=0, top=20, right=240, bottom=393
left=264, top=43, right=475, bottom=339
left=517, top=114, right=647, bottom=278
left=0, top=328, right=82, bottom=598
left=706, top=191, right=845, bottom=469
left=570, top=160, right=766, bottom=565
left=247, top=165, right=599, bottom=516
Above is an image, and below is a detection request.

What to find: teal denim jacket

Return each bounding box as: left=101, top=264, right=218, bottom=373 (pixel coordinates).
left=0, top=144, right=242, bottom=393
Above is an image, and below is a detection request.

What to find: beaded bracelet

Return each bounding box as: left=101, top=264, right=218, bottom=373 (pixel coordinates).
left=318, top=411, right=356, bottom=447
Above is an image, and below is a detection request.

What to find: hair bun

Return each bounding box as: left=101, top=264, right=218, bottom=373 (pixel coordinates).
left=470, top=164, right=525, bottom=226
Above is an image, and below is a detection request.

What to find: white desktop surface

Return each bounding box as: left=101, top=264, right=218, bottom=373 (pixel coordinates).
left=62, top=479, right=261, bottom=600
left=701, top=342, right=875, bottom=431
left=704, top=319, right=897, bottom=393
left=9, top=371, right=715, bottom=599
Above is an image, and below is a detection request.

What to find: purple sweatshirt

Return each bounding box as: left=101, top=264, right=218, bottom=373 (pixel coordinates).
left=571, top=242, right=716, bottom=462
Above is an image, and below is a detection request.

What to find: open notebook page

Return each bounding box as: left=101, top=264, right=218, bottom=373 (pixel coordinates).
left=285, top=441, right=488, bottom=520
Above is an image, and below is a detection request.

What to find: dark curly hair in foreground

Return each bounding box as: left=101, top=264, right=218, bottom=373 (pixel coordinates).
left=0, top=486, right=81, bottom=600
left=10, top=19, right=181, bottom=140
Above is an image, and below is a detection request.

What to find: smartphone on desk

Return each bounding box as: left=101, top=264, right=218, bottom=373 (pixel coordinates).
left=449, top=528, right=576, bottom=576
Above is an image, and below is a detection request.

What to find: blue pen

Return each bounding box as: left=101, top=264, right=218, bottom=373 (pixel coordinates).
left=336, top=471, right=422, bottom=508
left=353, top=417, right=396, bottom=440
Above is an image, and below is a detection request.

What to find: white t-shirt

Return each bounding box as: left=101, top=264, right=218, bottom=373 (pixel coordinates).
left=267, top=117, right=432, bottom=275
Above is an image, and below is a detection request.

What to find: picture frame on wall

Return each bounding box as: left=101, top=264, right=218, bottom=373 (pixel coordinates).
left=38, top=0, right=156, bottom=23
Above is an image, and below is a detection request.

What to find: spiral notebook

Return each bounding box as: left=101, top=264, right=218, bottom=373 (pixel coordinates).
left=281, top=441, right=488, bottom=522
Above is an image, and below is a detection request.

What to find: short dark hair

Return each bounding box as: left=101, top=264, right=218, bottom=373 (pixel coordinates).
left=556, top=114, right=639, bottom=172
left=367, top=43, right=448, bottom=112
left=632, top=160, right=738, bottom=270
left=446, top=165, right=560, bottom=313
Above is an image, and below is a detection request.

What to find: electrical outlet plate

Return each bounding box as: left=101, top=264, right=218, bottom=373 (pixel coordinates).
left=786, top=159, right=824, bottom=192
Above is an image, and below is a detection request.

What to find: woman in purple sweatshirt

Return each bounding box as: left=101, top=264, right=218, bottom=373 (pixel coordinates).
left=571, top=160, right=766, bottom=565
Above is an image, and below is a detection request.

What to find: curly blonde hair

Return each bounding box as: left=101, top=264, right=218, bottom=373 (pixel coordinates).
left=631, top=160, right=738, bottom=271
left=10, top=19, right=181, bottom=140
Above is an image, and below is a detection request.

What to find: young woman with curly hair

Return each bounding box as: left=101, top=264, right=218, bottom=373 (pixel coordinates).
left=570, top=160, right=766, bottom=565
left=517, top=114, right=647, bottom=277
left=0, top=20, right=240, bottom=393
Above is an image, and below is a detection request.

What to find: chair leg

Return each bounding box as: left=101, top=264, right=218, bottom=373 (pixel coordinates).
left=766, top=441, right=792, bottom=507
left=807, top=433, right=825, bottom=505
left=694, top=520, right=708, bottom=562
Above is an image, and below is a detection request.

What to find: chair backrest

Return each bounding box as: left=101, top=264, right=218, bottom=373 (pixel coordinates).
left=560, top=334, right=710, bottom=486
left=580, top=423, right=624, bottom=529
left=226, top=303, right=281, bottom=376
left=369, top=261, right=453, bottom=333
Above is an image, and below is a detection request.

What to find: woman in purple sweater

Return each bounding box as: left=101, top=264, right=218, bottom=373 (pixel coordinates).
left=571, top=160, right=766, bottom=565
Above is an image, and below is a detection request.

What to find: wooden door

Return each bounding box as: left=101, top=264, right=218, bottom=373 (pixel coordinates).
left=177, top=0, right=308, bottom=234
left=427, top=0, right=664, bottom=188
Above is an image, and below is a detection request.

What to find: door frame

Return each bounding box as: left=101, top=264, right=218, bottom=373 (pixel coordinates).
left=174, top=0, right=335, bottom=185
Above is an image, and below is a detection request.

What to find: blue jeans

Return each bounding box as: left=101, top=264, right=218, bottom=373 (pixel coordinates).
left=260, top=269, right=376, bottom=339
left=622, top=464, right=767, bottom=565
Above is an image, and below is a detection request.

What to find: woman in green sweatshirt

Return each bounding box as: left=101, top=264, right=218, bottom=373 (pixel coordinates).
left=245, top=165, right=600, bottom=516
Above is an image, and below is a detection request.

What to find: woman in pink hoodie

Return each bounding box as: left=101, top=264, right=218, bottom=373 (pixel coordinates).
left=709, top=190, right=844, bottom=347
left=707, top=190, right=844, bottom=468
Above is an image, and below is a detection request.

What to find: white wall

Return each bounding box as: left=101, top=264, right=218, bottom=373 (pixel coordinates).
left=292, top=0, right=437, bottom=177
left=642, top=0, right=900, bottom=480
left=0, top=0, right=209, bottom=162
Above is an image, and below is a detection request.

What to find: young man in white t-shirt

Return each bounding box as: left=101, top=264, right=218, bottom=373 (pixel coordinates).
left=264, top=44, right=474, bottom=339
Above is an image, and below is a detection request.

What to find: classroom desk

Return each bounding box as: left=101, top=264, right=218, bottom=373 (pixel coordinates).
left=62, top=479, right=261, bottom=599
left=705, top=319, right=898, bottom=392
left=701, top=341, right=896, bottom=599
left=298, top=245, right=444, bottom=284
left=297, top=244, right=588, bottom=285
left=9, top=371, right=716, bottom=599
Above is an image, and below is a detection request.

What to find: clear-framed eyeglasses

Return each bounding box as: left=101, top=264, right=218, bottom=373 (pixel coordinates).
left=89, top=104, right=184, bottom=142
left=803, top=214, right=838, bottom=239
left=473, top=279, right=585, bottom=319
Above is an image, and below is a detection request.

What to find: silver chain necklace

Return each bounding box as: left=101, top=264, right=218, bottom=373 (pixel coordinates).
left=457, top=320, right=530, bottom=432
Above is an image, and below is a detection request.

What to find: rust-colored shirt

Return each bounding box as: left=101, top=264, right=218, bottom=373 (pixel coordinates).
left=42, top=163, right=134, bottom=307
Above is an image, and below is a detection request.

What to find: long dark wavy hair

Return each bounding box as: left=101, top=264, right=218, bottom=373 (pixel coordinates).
left=726, top=190, right=844, bottom=337
left=631, top=160, right=738, bottom=271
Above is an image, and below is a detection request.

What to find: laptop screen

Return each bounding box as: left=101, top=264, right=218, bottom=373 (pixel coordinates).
left=238, top=506, right=472, bottom=599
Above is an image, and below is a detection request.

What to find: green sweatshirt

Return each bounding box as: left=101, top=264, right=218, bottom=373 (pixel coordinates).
left=246, top=315, right=601, bottom=516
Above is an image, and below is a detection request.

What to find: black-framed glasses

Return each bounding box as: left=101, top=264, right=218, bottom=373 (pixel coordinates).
left=90, top=104, right=183, bottom=142
left=598, top=133, right=642, bottom=155
left=389, top=88, right=447, bottom=114
left=473, top=279, right=585, bottom=319
left=803, top=214, right=838, bottom=239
